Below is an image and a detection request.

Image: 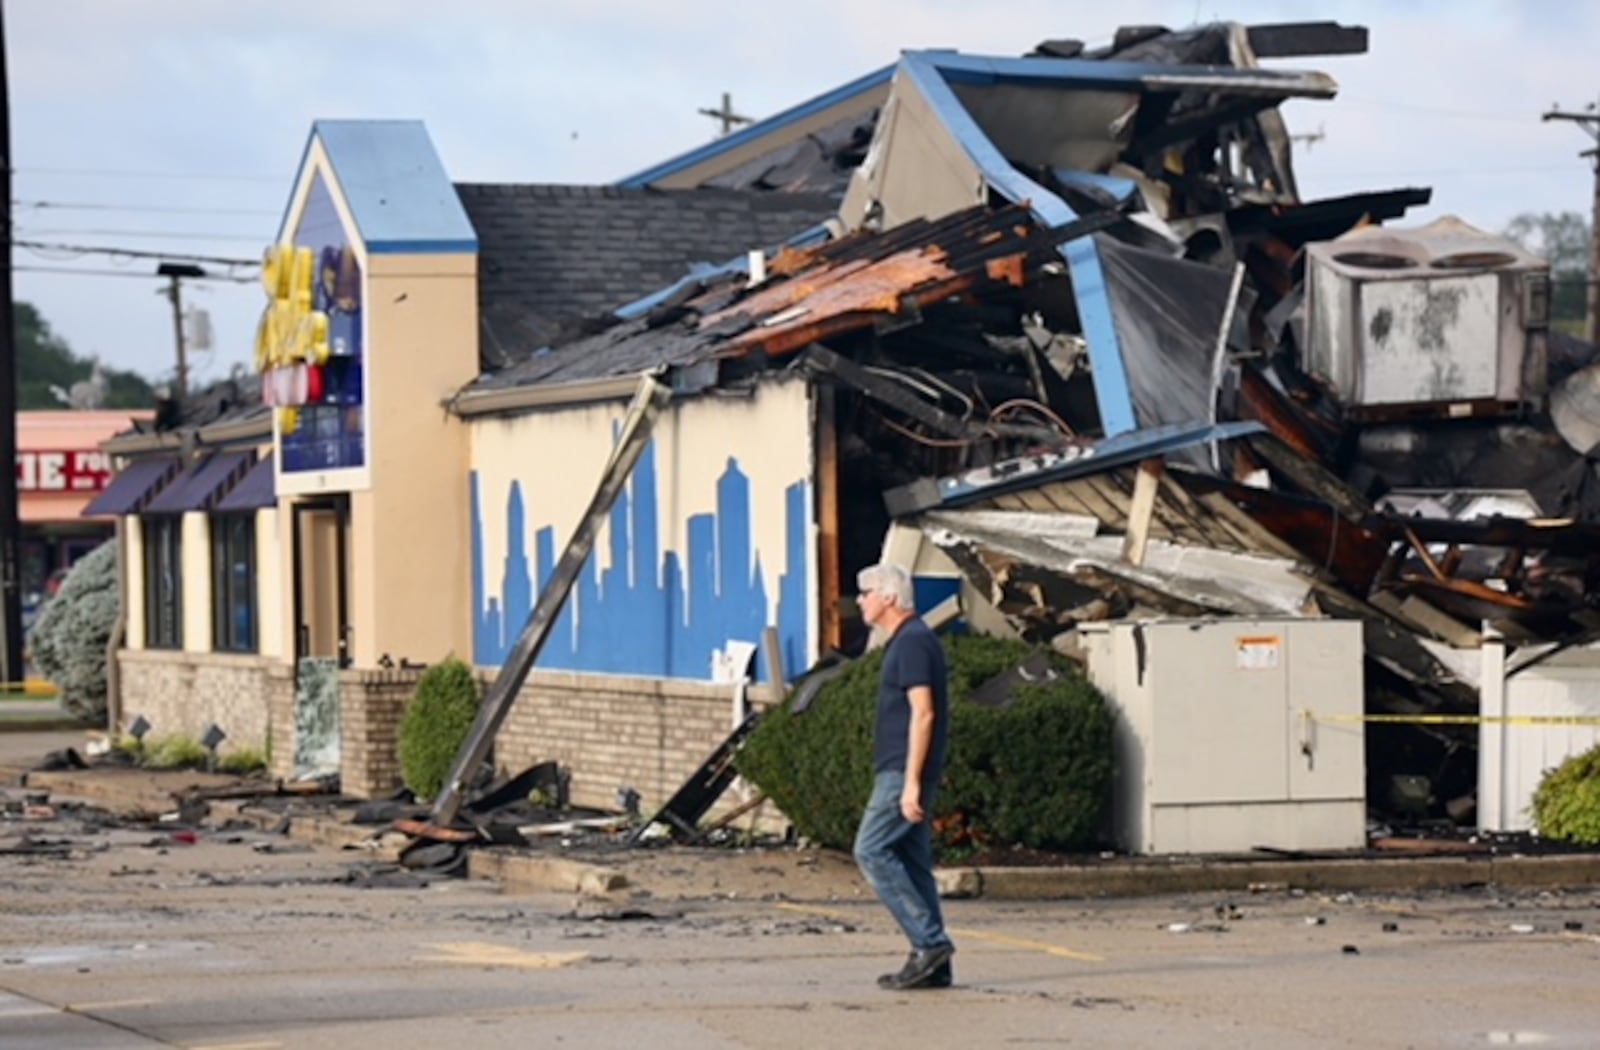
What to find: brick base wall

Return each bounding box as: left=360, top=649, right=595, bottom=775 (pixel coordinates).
left=117, top=650, right=276, bottom=759
left=117, top=650, right=784, bottom=825
left=496, top=670, right=780, bottom=819
left=340, top=668, right=424, bottom=800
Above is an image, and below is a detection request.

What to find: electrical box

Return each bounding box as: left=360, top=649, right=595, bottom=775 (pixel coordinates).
left=1080, top=618, right=1366, bottom=855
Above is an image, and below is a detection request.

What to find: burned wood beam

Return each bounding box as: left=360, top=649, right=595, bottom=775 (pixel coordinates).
left=1246, top=21, right=1369, bottom=58
left=796, top=343, right=1062, bottom=445
left=1388, top=515, right=1600, bottom=557
left=1129, top=96, right=1279, bottom=158
left=798, top=344, right=977, bottom=439
left=1245, top=433, right=1372, bottom=520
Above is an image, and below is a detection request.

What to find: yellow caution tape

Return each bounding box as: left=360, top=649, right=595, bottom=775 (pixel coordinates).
left=1304, top=710, right=1600, bottom=727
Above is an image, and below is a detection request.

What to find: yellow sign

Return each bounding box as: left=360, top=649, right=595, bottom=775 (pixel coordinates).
left=254, top=243, right=330, bottom=372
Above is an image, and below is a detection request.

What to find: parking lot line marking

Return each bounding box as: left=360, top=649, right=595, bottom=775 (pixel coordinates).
left=774, top=902, right=1103, bottom=963
left=947, top=926, right=1103, bottom=963
left=68, top=999, right=159, bottom=1012
left=415, top=942, right=589, bottom=969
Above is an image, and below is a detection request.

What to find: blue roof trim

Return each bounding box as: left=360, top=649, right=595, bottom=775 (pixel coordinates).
left=295, top=120, right=478, bottom=253
left=365, top=239, right=479, bottom=255
left=612, top=220, right=837, bottom=321
left=899, top=51, right=1137, bottom=436
left=615, top=65, right=894, bottom=188
left=886, top=421, right=1267, bottom=515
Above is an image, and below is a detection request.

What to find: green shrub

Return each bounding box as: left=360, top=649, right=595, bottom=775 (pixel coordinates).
left=29, top=541, right=118, bottom=723
left=218, top=747, right=268, bottom=775
left=397, top=657, right=481, bottom=801
left=1531, top=744, right=1600, bottom=845
left=737, top=633, right=1115, bottom=856
left=143, top=735, right=209, bottom=770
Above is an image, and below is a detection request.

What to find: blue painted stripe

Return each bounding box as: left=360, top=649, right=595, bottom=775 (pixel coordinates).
left=899, top=52, right=1137, bottom=436
left=365, top=239, right=479, bottom=254
left=615, top=65, right=894, bottom=188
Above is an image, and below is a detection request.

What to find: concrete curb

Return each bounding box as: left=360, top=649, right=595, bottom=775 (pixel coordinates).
left=940, top=853, right=1600, bottom=899
left=470, top=850, right=628, bottom=896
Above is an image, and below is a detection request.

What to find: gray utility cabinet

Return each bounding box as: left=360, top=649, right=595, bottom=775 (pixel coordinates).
left=1080, top=619, right=1366, bottom=855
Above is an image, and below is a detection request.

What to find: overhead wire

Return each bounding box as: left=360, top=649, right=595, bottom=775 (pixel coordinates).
left=12, top=165, right=278, bottom=183
left=18, top=227, right=266, bottom=243
left=14, top=198, right=277, bottom=217
left=14, top=239, right=259, bottom=267
left=16, top=264, right=258, bottom=283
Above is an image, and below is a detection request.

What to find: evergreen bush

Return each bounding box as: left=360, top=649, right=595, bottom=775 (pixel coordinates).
left=737, top=633, right=1115, bottom=856
left=1531, top=744, right=1600, bottom=846
left=29, top=541, right=118, bottom=722
left=397, top=657, right=481, bottom=802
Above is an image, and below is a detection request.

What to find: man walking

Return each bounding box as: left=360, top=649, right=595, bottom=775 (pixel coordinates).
left=852, top=562, right=955, bottom=990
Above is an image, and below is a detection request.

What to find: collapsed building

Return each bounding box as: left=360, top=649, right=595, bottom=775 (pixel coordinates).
left=90, top=20, right=1600, bottom=848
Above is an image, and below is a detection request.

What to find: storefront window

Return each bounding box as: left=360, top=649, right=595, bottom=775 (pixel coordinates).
left=142, top=516, right=183, bottom=650
left=211, top=514, right=256, bottom=653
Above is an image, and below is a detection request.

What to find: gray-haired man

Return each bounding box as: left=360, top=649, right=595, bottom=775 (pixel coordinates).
left=851, top=562, right=955, bottom=990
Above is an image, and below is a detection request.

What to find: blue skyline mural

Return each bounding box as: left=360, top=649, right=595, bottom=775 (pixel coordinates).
left=470, top=439, right=812, bottom=682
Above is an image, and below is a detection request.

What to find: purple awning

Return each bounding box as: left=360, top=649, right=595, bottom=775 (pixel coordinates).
left=81, top=457, right=180, bottom=518
left=144, top=452, right=254, bottom=515
left=214, top=451, right=276, bottom=512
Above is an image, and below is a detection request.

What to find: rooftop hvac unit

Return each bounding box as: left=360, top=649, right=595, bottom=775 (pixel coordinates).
left=1304, top=216, right=1549, bottom=420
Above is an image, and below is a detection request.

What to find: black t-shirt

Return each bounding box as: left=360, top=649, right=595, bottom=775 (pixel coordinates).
left=873, top=618, right=949, bottom=790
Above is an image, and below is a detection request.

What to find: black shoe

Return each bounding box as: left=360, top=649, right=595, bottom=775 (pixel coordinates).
left=876, top=945, right=955, bottom=990
left=877, top=959, right=952, bottom=989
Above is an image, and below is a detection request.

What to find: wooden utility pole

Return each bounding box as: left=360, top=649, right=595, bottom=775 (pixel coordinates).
left=0, top=2, right=23, bottom=687
left=157, top=262, right=204, bottom=399
left=697, top=92, right=752, bottom=137
left=1542, top=101, right=1600, bottom=345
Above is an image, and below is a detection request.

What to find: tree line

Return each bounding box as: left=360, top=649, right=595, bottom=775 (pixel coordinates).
left=15, top=301, right=155, bottom=410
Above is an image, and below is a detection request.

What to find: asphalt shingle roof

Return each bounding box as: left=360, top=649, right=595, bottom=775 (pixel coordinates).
left=455, top=183, right=838, bottom=368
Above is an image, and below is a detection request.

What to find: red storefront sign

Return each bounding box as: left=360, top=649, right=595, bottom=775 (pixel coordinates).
left=15, top=450, right=112, bottom=492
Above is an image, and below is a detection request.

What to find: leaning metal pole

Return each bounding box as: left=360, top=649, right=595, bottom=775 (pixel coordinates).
left=429, top=375, right=672, bottom=827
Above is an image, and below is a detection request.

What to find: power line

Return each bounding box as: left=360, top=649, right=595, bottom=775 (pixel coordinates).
left=1335, top=97, right=1533, bottom=124
left=14, top=239, right=259, bottom=267
left=14, top=198, right=277, bottom=217
left=12, top=165, right=278, bottom=183
left=15, top=263, right=257, bottom=283
left=17, top=227, right=265, bottom=243
left=1310, top=163, right=1575, bottom=179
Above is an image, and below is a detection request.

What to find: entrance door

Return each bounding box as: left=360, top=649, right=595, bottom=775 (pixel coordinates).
left=292, top=499, right=349, bottom=780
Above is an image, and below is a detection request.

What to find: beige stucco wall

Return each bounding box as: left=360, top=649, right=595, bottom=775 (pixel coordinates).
left=840, top=74, right=984, bottom=232
left=255, top=507, right=287, bottom=660
left=123, top=515, right=145, bottom=649
left=351, top=251, right=477, bottom=669
left=180, top=512, right=210, bottom=654
left=469, top=376, right=816, bottom=678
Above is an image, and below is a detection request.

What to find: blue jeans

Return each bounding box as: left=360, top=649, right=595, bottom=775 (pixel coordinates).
left=853, top=770, right=951, bottom=952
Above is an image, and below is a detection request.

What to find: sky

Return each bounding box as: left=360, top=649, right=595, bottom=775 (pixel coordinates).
left=9, top=0, right=1600, bottom=391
